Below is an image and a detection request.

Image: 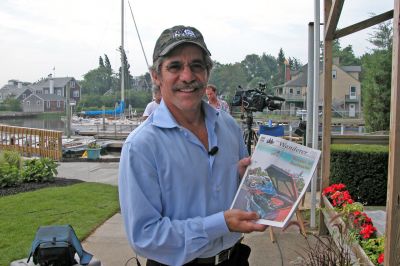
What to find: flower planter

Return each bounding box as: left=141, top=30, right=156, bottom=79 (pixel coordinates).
left=321, top=195, right=375, bottom=266
left=86, top=148, right=101, bottom=160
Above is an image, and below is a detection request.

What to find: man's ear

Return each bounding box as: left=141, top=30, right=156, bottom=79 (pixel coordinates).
left=151, top=70, right=161, bottom=87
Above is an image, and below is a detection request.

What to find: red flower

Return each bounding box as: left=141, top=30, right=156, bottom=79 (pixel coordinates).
left=360, top=224, right=376, bottom=239
left=377, top=253, right=384, bottom=264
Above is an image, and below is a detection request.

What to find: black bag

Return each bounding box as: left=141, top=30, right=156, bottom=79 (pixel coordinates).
left=35, top=238, right=77, bottom=266
left=27, top=225, right=93, bottom=266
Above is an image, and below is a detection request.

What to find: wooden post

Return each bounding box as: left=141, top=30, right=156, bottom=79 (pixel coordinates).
left=319, top=0, right=333, bottom=235
left=385, top=0, right=400, bottom=263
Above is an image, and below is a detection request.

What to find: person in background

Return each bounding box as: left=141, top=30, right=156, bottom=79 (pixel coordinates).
left=205, top=84, right=230, bottom=113
left=119, top=25, right=267, bottom=266
left=142, top=86, right=162, bottom=120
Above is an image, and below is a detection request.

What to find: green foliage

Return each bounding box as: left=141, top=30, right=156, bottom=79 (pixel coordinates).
left=0, top=164, right=20, bottom=187
left=341, top=202, right=364, bottom=223
left=361, top=21, right=393, bottom=132
left=332, top=39, right=361, bottom=65
left=0, top=150, right=22, bottom=187
left=0, top=98, right=22, bottom=111
left=0, top=182, right=119, bottom=266
left=361, top=50, right=392, bottom=132
left=87, top=142, right=101, bottom=149
left=21, top=158, right=58, bottom=183
left=360, top=236, right=385, bottom=265
left=330, top=144, right=388, bottom=205
left=0, top=150, right=22, bottom=169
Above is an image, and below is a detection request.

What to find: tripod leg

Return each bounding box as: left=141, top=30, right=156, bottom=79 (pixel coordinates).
left=246, top=131, right=252, bottom=155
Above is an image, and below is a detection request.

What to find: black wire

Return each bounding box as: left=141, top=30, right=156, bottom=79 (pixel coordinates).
left=274, top=236, right=284, bottom=266
left=124, top=254, right=142, bottom=266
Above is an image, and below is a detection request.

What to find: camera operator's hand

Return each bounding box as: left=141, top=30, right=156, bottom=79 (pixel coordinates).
left=224, top=209, right=268, bottom=233
left=238, top=157, right=251, bottom=179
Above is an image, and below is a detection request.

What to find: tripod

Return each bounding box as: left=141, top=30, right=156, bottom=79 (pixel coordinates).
left=242, top=110, right=258, bottom=155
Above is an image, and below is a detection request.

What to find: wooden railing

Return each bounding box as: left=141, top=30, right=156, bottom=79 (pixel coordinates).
left=0, top=124, right=62, bottom=161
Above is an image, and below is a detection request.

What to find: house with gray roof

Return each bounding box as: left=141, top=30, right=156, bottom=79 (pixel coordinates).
left=1, top=74, right=80, bottom=113
left=22, top=93, right=65, bottom=113
left=274, top=58, right=362, bottom=118
left=0, top=80, right=33, bottom=103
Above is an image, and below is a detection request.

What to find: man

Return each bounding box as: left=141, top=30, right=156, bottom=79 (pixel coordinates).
left=119, top=25, right=267, bottom=266
left=206, top=84, right=230, bottom=113
left=142, top=86, right=162, bottom=120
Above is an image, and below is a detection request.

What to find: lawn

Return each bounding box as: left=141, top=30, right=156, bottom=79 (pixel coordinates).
left=0, top=182, right=119, bottom=266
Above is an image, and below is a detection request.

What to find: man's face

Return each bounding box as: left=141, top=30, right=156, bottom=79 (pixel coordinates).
left=152, top=44, right=208, bottom=115
left=154, top=91, right=162, bottom=104
left=205, top=88, right=217, bottom=102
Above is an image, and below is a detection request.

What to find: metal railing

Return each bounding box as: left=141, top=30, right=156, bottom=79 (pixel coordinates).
left=0, top=124, right=62, bottom=160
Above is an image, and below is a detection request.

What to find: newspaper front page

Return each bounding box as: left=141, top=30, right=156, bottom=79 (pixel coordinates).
left=231, top=134, right=321, bottom=227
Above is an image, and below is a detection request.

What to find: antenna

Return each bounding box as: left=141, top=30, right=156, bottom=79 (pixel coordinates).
left=127, top=0, right=150, bottom=69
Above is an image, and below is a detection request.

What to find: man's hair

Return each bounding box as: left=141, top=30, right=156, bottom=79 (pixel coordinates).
left=206, top=84, right=217, bottom=92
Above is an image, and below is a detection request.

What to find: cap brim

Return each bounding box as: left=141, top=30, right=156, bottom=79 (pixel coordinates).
left=159, top=40, right=211, bottom=57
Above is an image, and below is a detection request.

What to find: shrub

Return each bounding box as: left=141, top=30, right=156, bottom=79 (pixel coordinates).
left=0, top=150, right=22, bottom=169
left=0, top=164, right=20, bottom=187
left=21, top=158, right=58, bottom=183
left=330, top=144, right=388, bottom=205
left=0, top=150, right=22, bottom=187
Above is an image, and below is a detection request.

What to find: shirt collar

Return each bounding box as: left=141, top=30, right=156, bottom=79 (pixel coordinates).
left=152, top=100, right=219, bottom=129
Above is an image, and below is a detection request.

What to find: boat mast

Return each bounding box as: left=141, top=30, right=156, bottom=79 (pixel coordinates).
left=121, top=0, right=125, bottom=108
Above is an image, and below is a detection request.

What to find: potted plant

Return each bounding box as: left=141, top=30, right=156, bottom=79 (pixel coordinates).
left=86, top=142, right=101, bottom=160
left=321, top=183, right=384, bottom=265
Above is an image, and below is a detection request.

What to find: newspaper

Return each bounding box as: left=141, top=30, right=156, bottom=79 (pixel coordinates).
left=231, top=134, right=321, bottom=227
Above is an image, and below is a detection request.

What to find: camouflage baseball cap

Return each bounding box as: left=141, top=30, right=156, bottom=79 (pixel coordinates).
left=153, top=25, right=211, bottom=62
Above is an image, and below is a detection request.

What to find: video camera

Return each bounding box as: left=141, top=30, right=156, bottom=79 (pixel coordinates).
left=231, top=83, right=285, bottom=112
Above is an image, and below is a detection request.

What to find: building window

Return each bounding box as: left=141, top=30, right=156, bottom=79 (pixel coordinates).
left=57, top=101, right=61, bottom=108
left=350, top=86, right=356, bottom=99
left=70, top=81, right=75, bottom=88
left=44, top=90, right=49, bottom=94
left=289, top=88, right=293, bottom=94
left=296, top=89, right=301, bottom=95
left=22, top=94, right=26, bottom=99
left=57, top=90, right=62, bottom=96
left=332, top=70, right=337, bottom=79
left=47, top=101, right=50, bottom=108
left=36, top=90, right=42, bottom=94
left=73, top=90, right=80, bottom=97
left=27, top=101, right=30, bottom=106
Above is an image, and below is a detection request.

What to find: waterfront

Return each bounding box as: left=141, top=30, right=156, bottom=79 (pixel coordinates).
left=0, top=115, right=66, bottom=133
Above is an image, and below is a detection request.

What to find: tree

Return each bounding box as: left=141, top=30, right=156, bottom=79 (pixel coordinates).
left=0, top=98, right=21, bottom=111
left=331, top=39, right=361, bottom=65
left=277, top=48, right=286, bottom=84
left=104, top=54, right=114, bottom=93
left=368, top=20, right=393, bottom=51
left=362, top=21, right=393, bottom=132
left=118, top=46, right=133, bottom=93
left=99, top=56, right=105, bottom=68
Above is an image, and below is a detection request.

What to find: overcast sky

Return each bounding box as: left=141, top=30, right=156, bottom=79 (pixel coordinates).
left=0, top=0, right=393, bottom=86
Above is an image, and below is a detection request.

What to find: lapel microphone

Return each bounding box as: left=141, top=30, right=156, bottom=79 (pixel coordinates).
left=208, top=146, right=219, bottom=156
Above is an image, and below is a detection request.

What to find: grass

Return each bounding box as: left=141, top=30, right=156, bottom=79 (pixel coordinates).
left=0, top=182, right=119, bottom=266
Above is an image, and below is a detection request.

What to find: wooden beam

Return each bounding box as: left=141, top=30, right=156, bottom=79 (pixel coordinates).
left=325, top=0, right=344, bottom=41
left=384, top=0, right=400, bottom=264
left=334, top=10, right=393, bottom=39
left=319, top=0, right=332, bottom=235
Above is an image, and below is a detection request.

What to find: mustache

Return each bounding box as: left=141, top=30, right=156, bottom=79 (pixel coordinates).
left=172, top=81, right=206, bottom=92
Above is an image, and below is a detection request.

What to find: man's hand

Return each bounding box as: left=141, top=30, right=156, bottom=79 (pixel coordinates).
left=237, top=157, right=251, bottom=179
left=224, top=209, right=268, bottom=233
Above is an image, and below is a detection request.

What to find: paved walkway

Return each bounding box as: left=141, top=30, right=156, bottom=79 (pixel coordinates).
left=57, top=161, right=317, bottom=266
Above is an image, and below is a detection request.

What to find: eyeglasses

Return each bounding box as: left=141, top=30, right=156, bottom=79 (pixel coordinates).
left=164, top=61, right=207, bottom=74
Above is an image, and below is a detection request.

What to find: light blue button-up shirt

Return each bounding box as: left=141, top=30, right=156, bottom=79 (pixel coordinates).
left=118, top=100, right=248, bottom=265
